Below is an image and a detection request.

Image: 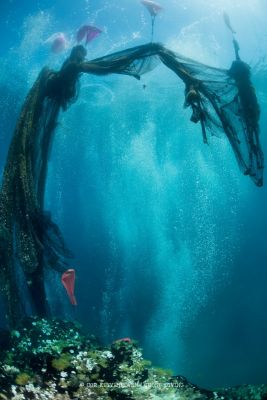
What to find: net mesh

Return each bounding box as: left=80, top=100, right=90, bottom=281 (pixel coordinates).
left=0, top=43, right=263, bottom=325
left=83, top=43, right=263, bottom=185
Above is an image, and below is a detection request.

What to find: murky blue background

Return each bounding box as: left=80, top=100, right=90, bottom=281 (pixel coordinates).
left=0, top=0, right=267, bottom=389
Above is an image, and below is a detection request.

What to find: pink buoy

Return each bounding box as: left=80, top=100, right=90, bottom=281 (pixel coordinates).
left=76, top=25, right=102, bottom=45
left=61, top=269, right=77, bottom=306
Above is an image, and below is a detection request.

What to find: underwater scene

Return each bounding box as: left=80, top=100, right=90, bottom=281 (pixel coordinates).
left=0, top=0, right=267, bottom=399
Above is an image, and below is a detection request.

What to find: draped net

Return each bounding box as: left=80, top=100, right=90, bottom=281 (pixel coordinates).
left=85, top=43, right=263, bottom=186
left=0, top=43, right=263, bottom=325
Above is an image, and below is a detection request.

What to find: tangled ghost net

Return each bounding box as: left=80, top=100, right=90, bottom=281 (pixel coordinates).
left=0, top=42, right=263, bottom=326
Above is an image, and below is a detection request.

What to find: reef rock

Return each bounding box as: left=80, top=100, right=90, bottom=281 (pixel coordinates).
left=0, top=318, right=266, bottom=399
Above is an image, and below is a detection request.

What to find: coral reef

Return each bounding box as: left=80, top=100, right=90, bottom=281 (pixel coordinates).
left=0, top=318, right=266, bottom=399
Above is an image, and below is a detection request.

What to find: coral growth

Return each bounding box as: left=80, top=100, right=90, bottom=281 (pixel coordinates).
left=0, top=318, right=266, bottom=399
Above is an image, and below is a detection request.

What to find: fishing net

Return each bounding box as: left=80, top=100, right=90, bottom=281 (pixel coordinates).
left=0, top=68, right=73, bottom=324
left=0, top=42, right=263, bottom=325
left=84, top=43, right=263, bottom=186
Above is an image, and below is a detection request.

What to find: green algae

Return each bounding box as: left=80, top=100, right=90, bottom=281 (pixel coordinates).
left=51, top=354, right=72, bottom=371
left=14, top=373, right=32, bottom=386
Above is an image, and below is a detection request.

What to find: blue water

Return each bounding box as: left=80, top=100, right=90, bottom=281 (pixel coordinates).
left=1, top=0, right=267, bottom=389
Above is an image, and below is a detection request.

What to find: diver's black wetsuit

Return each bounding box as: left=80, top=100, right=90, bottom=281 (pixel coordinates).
left=228, top=60, right=260, bottom=130
left=227, top=39, right=263, bottom=184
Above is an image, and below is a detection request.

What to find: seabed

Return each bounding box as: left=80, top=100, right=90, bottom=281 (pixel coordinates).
left=0, top=318, right=266, bottom=400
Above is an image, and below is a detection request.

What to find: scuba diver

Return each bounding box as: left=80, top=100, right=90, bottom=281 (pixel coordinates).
left=184, top=82, right=208, bottom=144
left=228, top=38, right=261, bottom=139
left=225, top=17, right=263, bottom=183
left=45, top=45, right=87, bottom=110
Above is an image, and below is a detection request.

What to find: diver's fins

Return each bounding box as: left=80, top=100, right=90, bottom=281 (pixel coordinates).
left=223, top=12, right=236, bottom=35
